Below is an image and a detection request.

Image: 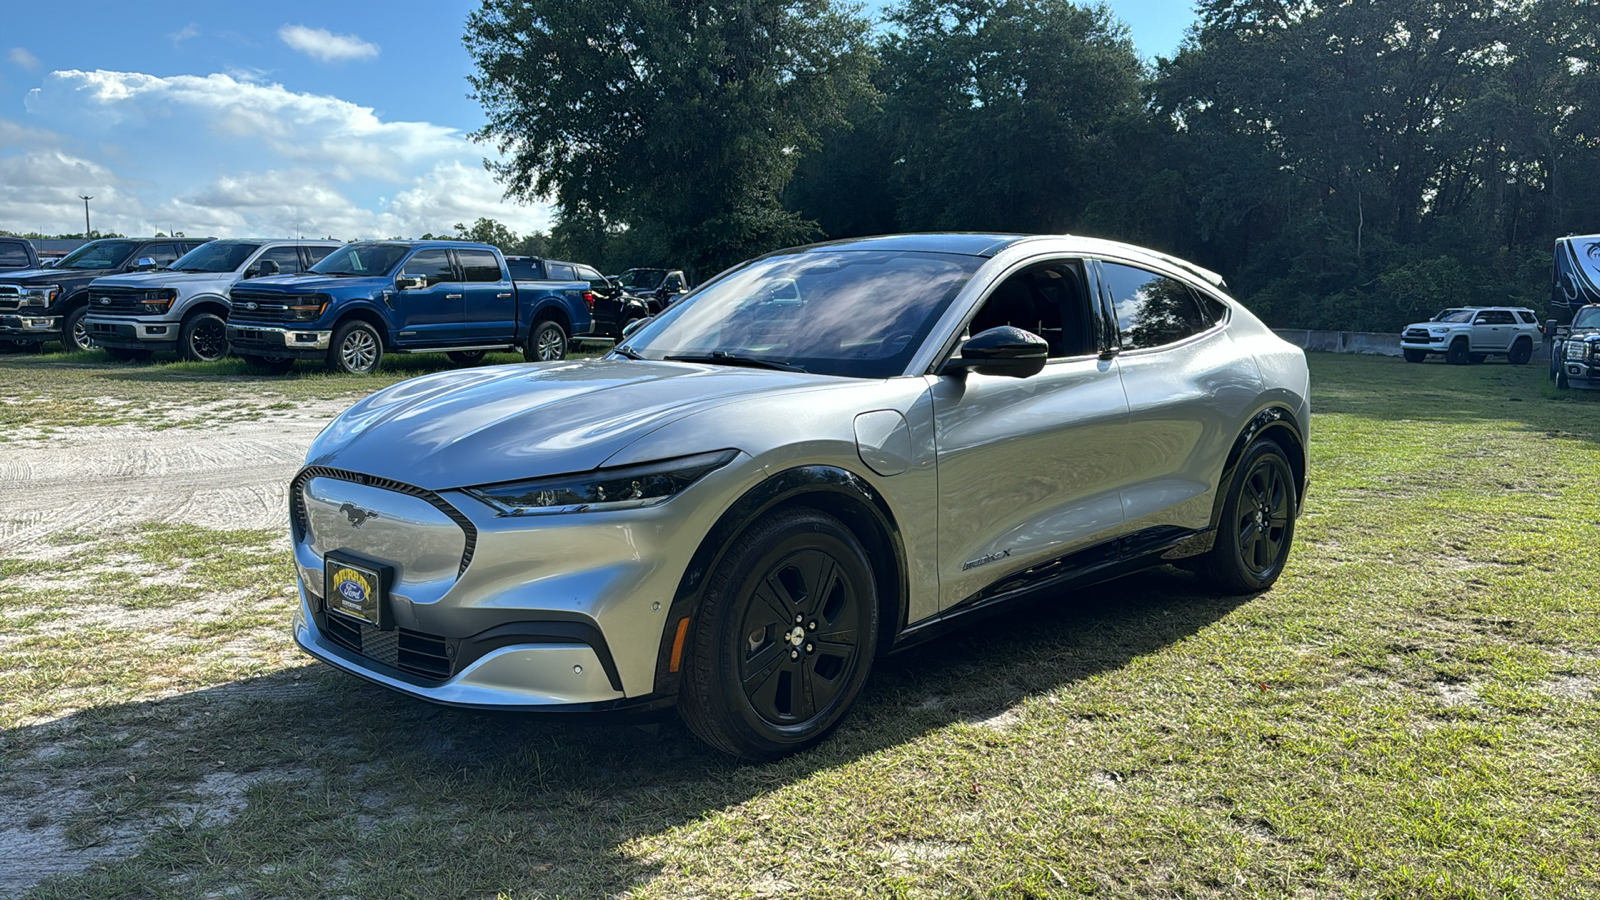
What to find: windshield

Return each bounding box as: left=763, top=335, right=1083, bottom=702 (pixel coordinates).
left=621, top=250, right=983, bottom=378
left=618, top=268, right=668, bottom=290
left=1572, top=307, right=1600, bottom=329
left=1436, top=310, right=1475, bottom=323
left=310, top=243, right=408, bottom=277
left=55, top=240, right=139, bottom=270
left=171, top=242, right=262, bottom=273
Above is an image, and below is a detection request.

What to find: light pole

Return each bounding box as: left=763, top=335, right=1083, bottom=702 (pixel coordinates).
left=79, top=195, right=93, bottom=238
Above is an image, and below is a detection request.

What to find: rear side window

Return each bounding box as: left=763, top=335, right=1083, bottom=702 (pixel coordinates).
left=147, top=244, right=181, bottom=267
left=0, top=243, right=30, bottom=267
left=257, top=246, right=304, bottom=275
left=402, top=250, right=456, bottom=287
left=457, top=249, right=504, bottom=283
left=303, top=245, right=337, bottom=267
left=547, top=263, right=576, bottom=281
left=1100, top=262, right=1208, bottom=350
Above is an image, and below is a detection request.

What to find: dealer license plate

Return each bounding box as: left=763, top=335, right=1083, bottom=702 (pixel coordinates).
left=325, top=556, right=384, bottom=627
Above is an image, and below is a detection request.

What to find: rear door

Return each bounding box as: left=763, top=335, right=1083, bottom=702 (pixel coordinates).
left=931, top=257, right=1131, bottom=611
left=1096, top=260, right=1265, bottom=535
left=454, top=248, right=513, bottom=342
left=390, top=249, right=465, bottom=346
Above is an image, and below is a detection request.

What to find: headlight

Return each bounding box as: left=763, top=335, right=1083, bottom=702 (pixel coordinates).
left=20, top=284, right=60, bottom=307
left=287, top=294, right=329, bottom=321
left=1574, top=341, right=1597, bottom=362
left=139, top=289, right=178, bottom=313
left=465, top=449, right=738, bottom=516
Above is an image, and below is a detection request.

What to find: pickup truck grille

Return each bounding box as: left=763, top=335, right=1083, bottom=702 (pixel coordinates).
left=87, top=287, right=155, bottom=315
left=230, top=289, right=317, bottom=323
left=0, top=285, right=20, bottom=312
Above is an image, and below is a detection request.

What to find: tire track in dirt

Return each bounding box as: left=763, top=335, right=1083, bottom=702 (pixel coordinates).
left=0, top=405, right=350, bottom=556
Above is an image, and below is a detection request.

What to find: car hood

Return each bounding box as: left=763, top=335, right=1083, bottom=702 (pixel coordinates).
left=0, top=267, right=107, bottom=285
left=306, top=359, right=844, bottom=490
left=237, top=273, right=370, bottom=293
left=90, top=271, right=237, bottom=289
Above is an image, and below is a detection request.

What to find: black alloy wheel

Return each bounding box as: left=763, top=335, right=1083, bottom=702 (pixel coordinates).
left=180, top=312, right=229, bottom=362
left=62, top=306, right=94, bottom=353
left=679, top=507, right=879, bottom=760
left=1508, top=338, right=1533, bottom=366
left=328, top=320, right=383, bottom=374
left=1197, top=439, right=1297, bottom=594
left=447, top=350, right=488, bottom=366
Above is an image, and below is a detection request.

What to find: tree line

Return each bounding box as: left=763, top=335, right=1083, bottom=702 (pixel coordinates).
left=466, top=0, right=1598, bottom=332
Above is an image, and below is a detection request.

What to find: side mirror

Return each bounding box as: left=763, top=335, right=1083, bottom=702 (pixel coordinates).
left=395, top=274, right=426, bottom=291
left=135, top=256, right=159, bottom=271
left=940, top=326, right=1048, bottom=378
left=1546, top=319, right=1558, bottom=338
left=252, top=259, right=280, bottom=278
left=621, top=317, right=649, bottom=338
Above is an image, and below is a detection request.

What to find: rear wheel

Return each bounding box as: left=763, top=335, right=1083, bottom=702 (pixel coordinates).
left=678, top=507, right=878, bottom=760
left=1445, top=338, right=1470, bottom=365
left=1402, top=349, right=1426, bottom=363
left=1508, top=337, right=1533, bottom=366
left=179, top=311, right=229, bottom=362
left=447, top=350, right=487, bottom=366
left=328, top=321, right=383, bottom=374
left=62, top=306, right=94, bottom=352
left=524, top=319, right=568, bottom=362
left=1196, top=439, right=1298, bottom=595
left=241, top=354, right=297, bottom=375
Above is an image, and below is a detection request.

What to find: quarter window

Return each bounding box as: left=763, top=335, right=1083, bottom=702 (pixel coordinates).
left=457, top=249, right=504, bottom=283
left=1101, top=263, right=1207, bottom=350
left=402, top=250, right=455, bottom=287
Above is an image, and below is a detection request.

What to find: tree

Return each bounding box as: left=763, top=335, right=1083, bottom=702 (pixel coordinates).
left=465, top=0, right=876, bottom=276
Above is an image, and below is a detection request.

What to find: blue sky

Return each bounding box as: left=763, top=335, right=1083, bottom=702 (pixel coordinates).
left=1, top=1, right=1197, bottom=240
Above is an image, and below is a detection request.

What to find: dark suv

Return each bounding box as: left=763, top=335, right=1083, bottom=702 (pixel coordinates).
left=0, top=237, right=213, bottom=351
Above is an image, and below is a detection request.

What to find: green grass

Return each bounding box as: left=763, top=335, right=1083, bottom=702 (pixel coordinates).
left=2, top=352, right=1599, bottom=898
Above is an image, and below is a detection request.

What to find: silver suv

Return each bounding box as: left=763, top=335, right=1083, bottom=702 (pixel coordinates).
left=85, top=239, right=341, bottom=361
left=1400, top=306, right=1541, bottom=365
left=288, top=233, right=1310, bottom=759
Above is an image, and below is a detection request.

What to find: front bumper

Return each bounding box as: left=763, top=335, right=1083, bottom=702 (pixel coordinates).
left=85, top=316, right=179, bottom=351
left=0, top=315, right=61, bottom=337
left=1560, top=359, right=1600, bottom=389
left=227, top=324, right=332, bottom=358
left=1399, top=337, right=1448, bottom=352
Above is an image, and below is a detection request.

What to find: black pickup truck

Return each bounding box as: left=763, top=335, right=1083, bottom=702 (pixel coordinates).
left=0, top=238, right=39, bottom=274
left=0, top=236, right=212, bottom=351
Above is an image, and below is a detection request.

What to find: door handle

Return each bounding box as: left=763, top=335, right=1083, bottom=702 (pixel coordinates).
left=446, top=294, right=462, bottom=299
left=496, top=293, right=512, bottom=299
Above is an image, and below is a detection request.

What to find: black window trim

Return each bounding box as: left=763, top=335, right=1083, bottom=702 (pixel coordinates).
left=929, top=254, right=1109, bottom=372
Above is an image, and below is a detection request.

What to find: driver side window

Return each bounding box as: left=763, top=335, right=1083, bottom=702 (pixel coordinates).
left=965, top=260, right=1093, bottom=358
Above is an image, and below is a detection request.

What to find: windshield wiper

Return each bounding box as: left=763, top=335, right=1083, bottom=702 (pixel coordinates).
left=611, top=345, right=645, bottom=360
left=664, top=350, right=807, bottom=373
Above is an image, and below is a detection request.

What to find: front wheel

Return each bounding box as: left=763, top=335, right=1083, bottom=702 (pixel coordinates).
left=1445, top=338, right=1470, bottom=365
left=62, top=306, right=94, bottom=353
left=180, top=311, right=230, bottom=362
left=523, top=319, right=568, bottom=362
left=1402, top=349, right=1426, bottom=363
left=327, top=321, right=383, bottom=375
left=1508, top=338, right=1533, bottom=366
left=678, top=507, right=879, bottom=760
left=1196, top=439, right=1298, bottom=595
left=1556, top=367, right=1571, bottom=390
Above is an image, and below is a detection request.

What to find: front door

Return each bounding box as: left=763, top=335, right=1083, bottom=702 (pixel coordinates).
left=1471, top=309, right=1514, bottom=352
left=931, top=259, right=1131, bottom=610
left=391, top=249, right=465, bottom=346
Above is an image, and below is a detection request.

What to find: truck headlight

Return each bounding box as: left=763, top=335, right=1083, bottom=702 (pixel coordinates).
left=287, top=295, right=329, bottom=321
left=138, top=289, right=178, bottom=313
left=20, top=285, right=60, bottom=307
left=465, top=449, right=738, bottom=516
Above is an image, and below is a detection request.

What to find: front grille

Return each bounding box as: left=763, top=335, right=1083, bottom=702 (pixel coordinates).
left=1403, top=329, right=1431, bottom=340
left=231, top=290, right=317, bottom=323
left=322, top=614, right=453, bottom=681
left=0, top=285, right=22, bottom=312
left=87, top=287, right=153, bottom=315
left=291, top=466, right=477, bottom=576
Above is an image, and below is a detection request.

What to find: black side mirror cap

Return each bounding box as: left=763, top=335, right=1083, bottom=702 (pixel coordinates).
left=940, top=326, right=1048, bottom=378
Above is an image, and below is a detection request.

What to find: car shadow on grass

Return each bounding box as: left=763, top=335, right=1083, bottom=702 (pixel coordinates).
left=6, top=567, right=1248, bottom=898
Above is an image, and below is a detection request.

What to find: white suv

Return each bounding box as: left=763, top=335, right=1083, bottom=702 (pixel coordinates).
left=1399, top=306, right=1541, bottom=365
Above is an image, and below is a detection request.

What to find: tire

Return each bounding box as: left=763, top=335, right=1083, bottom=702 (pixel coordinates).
left=179, top=311, right=229, bottom=362
left=240, top=354, right=297, bottom=375
left=327, top=320, right=383, bottom=374
left=104, top=347, right=152, bottom=362
left=1196, top=439, right=1298, bottom=595
left=62, top=306, right=94, bottom=352
left=678, top=507, right=879, bottom=760
left=1402, top=349, right=1426, bottom=363
left=1508, top=338, right=1532, bottom=366
left=1445, top=338, right=1470, bottom=365
left=523, top=319, right=568, bottom=362
left=447, top=350, right=487, bottom=366
left=1556, top=367, right=1571, bottom=390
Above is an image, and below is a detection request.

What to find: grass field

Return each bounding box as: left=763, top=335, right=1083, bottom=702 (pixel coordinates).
left=2, top=351, right=1598, bottom=898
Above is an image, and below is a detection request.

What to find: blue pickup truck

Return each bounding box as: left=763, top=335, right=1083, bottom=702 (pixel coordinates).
left=224, top=241, right=594, bottom=374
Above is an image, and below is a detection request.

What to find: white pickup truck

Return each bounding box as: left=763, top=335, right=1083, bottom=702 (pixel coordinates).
left=1399, top=306, right=1541, bottom=365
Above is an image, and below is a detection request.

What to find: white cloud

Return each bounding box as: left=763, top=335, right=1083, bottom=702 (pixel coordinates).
left=278, top=25, right=379, bottom=63
left=8, top=48, right=41, bottom=72
left=170, top=25, right=200, bottom=46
